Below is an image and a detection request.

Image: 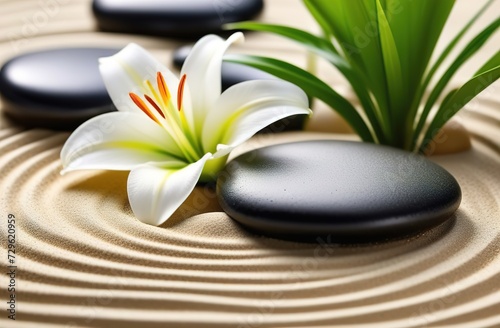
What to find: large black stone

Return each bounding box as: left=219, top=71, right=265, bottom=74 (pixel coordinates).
left=217, top=140, right=461, bottom=243
left=93, top=0, right=264, bottom=38
left=0, top=48, right=117, bottom=130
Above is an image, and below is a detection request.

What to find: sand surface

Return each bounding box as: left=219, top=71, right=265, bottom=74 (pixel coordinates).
left=1, top=0, right=499, bottom=327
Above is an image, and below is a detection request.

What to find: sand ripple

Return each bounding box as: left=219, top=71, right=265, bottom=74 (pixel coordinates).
left=1, top=0, right=500, bottom=326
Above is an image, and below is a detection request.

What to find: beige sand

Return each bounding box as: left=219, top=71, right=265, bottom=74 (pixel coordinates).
left=1, top=1, right=499, bottom=327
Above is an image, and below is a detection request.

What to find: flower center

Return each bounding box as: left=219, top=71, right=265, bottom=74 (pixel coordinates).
left=129, top=72, right=203, bottom=162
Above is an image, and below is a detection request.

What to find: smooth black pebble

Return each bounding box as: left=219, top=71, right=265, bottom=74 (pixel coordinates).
left=93, top=0, right=264, bottom=38
left=0, top=48, right=117, bottom=130
left=217, top=140, right=461, bottom=243
left=173, top=45, right=305, bottom=131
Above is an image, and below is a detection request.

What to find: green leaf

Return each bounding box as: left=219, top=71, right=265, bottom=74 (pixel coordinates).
left=475, top=50, right=500, bottom=75
left=224, top=54, right=375, bottom=142
left=389, top=0, right=455, bottom=100
left=413, top=16, right=500, bottom=148
left=305, top=0, right=390, bottom=114
left=409, top=0, right=495, bottom=143
left=420, top=64, right=500, bottom=153
left=226, top=21, right=385, bottom=141
left=226, top=22, right=339, bottom=59
left=384, top=0, right=455, bottom=149
left=375, top=0, right=404, bottom=145
left=416, top=0, right=494, bottom=100
left=302, top=0, right=334, bottom=38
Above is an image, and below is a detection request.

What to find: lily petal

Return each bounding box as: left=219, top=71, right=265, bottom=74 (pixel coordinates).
left=181, top=32, right=245, bottom=131
left=127, top=154, right=211, bottom=226
left=61, top=112, right=184, bottom=173
left=99, top=43, right=181, bottom=113
left=203, top=80, right=311, bottom=153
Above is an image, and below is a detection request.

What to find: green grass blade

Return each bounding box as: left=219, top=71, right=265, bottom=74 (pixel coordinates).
left=475, top=50, right=500, bottom=75
left=226, top=21, right=385, bottom=141
left=376, top=0, right=404, bottom=146
left=226, top=22, right=340, bottom=61
left=419, top=65, right=500, bottom=152
left=409, top=0, right=495, bottom=139
left=384, top=0, right=455, bottom=148
left=303, top=0, right=334, bottom=38
left=413, top=16, right=500, bottom=147
left=418, top=0, right=494, bottom=95
left=391, top=0, right=455, bottom=96
left=306, top=0, right=390, bottom=115
left=224, top=54, right=375, bottom=142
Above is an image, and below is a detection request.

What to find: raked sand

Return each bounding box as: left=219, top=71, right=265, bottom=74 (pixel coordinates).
left=1, top=0, right=500, bottom=327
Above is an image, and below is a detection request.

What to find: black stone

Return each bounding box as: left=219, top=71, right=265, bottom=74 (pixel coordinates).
left=0, top=48, right=117, bottom=130
left=217, top=140, right=461, bottom=243
left=173, top=45, right=306, bottom=131
left=92, top=0, right=264, bottom=38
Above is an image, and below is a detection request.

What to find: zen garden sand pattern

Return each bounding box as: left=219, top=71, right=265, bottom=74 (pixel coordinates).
left=1, top=0, right=500, bottom=327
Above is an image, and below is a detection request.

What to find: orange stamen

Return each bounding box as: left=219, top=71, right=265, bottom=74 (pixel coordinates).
left=177, top=74, right=187, bottom=111
left=157, top=72, right=171, bottom=106
left=129, top=92, right=160, bottom=124
left=144, top=94, right=165, bottom=119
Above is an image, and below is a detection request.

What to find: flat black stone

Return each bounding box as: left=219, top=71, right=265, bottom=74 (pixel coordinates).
left=0, top=48, right=117, bottom=130
left=173, top=45, right=306, bottom=131
left=93, top=0, right=264, bottom=38
left=217, top=140, right=461, bottom=243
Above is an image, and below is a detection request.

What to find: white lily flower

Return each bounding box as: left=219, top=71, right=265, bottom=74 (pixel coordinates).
left=60, top=32, right=311, bottom=226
